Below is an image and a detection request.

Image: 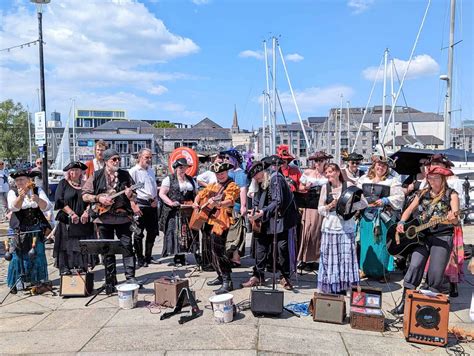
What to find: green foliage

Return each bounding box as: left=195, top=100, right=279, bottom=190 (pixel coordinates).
left=0, top=100, right=32, bottom=163
left=153, top=121, right=175, bottom=128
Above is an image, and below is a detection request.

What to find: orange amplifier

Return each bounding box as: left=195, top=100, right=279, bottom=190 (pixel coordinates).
left=403, top=290, right=449, bottom=347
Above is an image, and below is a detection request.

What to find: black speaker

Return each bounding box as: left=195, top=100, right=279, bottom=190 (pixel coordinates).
left=250, top=288, right=284, bottom=316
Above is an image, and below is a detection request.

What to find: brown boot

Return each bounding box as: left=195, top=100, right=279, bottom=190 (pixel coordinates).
left=241, top=276, right=263, bottom=288
left=280, top=276, right=293, bottom=290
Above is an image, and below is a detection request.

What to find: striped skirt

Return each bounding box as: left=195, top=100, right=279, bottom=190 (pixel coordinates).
left=317, top=230, right=359, bottom=293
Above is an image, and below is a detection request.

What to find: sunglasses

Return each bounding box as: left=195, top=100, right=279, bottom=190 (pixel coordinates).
left=0, top=163, right=4, bottom=165
left=110, top=157, right=120, bottom=162
left=314, top=159, right=325, bottom=163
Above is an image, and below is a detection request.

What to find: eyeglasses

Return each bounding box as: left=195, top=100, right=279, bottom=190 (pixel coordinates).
left=0, top=163, right=4, bottom=166
left=36, top=162, right=42, bottom=165
left=110, top=157, right=120, bottom=162
left=314, top=159, right=325, bottom=163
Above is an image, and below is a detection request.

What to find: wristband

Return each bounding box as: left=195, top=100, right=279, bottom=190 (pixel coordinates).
left=398, top=220, right=406, bottom=225
left=381, top=197, right=390, bottom=205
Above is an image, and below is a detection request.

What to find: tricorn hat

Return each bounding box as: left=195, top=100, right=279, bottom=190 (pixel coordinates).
left=210, top=161, right=234, bottom=173
left=276, top=144, right=294, bottom=161
left=262, top=155, right=284, bottom=167
left=63, top=161, right=87, bottom=172
left=309, top=151, right=333, bottom=161
left=247, top=161, right=266, bottom=179
left=427, top=166, right=454, bottom=177
left=342, top=152, right=364, bottom=162
left=10, top=170, right=38, bottom=179
left=172, top=157, right=190, bottom=169
left=425, top=154, right=454, bottom=168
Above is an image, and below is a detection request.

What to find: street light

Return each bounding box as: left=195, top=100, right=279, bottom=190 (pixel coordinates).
left=31, top=0, right=50, bottom=194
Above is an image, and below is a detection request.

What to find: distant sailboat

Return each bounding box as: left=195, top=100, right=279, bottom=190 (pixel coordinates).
left=53, top=117, right=71, bottom=170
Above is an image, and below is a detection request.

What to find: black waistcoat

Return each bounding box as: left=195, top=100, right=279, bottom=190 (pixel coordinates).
left=92, top=168, right=134, bottom=215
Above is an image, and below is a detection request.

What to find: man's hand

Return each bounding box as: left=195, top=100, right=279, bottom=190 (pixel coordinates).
left=125, top=187, right=134, bottom=200
left=132, top=205, right=142, bottom=216
left=98, top=195, right=114, bottom=206
left=70, top=213, right=80, bottom=224
left=80, top=211, right=89, bottom=224
left=151, top=198, right=158, bottom=208
left=249, top=210, right=263, bottom=220
left=172, top=201, right=180, bottom=208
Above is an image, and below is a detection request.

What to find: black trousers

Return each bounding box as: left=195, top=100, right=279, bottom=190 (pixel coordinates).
left=97, top=223, right=135, bottom=284
left=253, top=231, right=290, bottom=279
left=134, top=206, right=158, bottom=262
left=403, top=234, right=453, bottom=292
left=207, top=225, right=232, bottom=281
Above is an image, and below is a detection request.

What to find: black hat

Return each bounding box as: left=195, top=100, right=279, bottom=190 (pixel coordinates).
left=63, top=161, right=87, bottom=172
left=425, top=154, right=454, bottom=168
left=103, top=149, right=120, bottom=161
left=10, top=170, right=38, bottom=179
left=342, top=152, right=364, bottom=162
left=172, top=158, right=190, bottom=169
left=210, top=162, right=234, bottom=173
left=308, top=151, right=333, bottom=161
left=262, top=155, right=284, bottom=166
left=247, top=161, right=266, bottom=179
left=220, top=148, right=243, bottom=164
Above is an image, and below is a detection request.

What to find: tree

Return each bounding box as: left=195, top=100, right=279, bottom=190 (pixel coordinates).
left=153, top=121, right=176, bottom=128
left=0, top=100, right=32, bottom=164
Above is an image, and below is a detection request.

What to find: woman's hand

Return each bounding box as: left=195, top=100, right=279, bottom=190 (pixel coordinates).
left=327, top=199, right=337, bottom=210
left=31, top=194, right=40, bottom=204
left=70, top=212, right=80, bottom=224
left=80, top=211, right=89, bottom=224
left=370, top=199, right=383, bottom=207
left=447, top=210, right=458, bottom=224
left=396, top=223, right=405, bottom=233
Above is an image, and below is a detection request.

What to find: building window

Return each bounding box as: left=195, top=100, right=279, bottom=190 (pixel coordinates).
left=299, top=149, right=306, bottom=157
left=283, top=139, right=288, bottom=144
left=115, top=141, right=128, bottom=153
left=174, top=142, right=181, bottom=149
left=402, top=123, right=409, bottom=135
left=133, top=141, right=147, bottom=153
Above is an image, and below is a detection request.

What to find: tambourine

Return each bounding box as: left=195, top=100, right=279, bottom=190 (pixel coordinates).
left=336, top=186, right=363, bottom=220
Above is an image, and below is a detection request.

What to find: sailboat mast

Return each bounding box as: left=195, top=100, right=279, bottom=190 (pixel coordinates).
left=381, top=48, right=389, bottom=145
left=72, top=98, right=76, bottom=160
left=272, top=37, right=277, bottom=154
left=445, top=0, right=456, bottom=148
left=263, top=40, right=272, bottom=154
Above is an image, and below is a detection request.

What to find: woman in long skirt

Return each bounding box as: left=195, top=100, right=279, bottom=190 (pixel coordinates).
left=317, top=164, right=366, bottom=294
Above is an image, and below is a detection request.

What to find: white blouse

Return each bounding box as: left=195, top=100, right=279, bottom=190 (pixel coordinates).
left=357, top=171, right=405, bottom=211
left=7, top=187, right=52, bottom=212
left=300, top=174, right=327, bottom=187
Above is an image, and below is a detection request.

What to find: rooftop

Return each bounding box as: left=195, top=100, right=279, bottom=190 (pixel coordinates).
left=94, top=120, right=153, bottom=131
left=394, top=134, right=444, bottom=146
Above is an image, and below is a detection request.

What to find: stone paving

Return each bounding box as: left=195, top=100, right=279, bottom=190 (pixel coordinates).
left=0, top=223, right=472, bottom=355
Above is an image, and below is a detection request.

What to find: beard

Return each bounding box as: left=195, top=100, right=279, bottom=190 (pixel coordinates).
left=108, top=165, right=119, bottom=173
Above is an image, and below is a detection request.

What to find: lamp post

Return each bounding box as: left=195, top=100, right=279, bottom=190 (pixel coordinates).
left=31, top=0, right=50, bottom=194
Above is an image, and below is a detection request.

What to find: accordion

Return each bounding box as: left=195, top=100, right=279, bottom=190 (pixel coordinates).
left=294, top=186, right=321, bottom=209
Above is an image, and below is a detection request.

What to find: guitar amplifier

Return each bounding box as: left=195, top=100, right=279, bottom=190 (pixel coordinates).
left=154, top=277, right=189, bottom=307
left=251, top=288, right=284, bottom=316
left=403, top=290, right=449, bottom=347
left=309, top=293, right=346, bottom=324
left=60, top=272, right=94, bottom=297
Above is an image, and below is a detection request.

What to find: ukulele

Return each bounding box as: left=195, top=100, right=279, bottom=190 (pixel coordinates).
left=90, top=182, right=144, bottom=216
left=386, top=208, right=467, bottom=256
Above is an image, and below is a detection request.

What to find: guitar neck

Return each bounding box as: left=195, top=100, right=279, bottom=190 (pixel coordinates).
left=415, top=209, right=464, bottom=233
left=108, top=184, right=139, bottom=199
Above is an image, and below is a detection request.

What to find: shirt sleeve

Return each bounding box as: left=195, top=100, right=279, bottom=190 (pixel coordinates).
left=318, top=184, right=329, bottom=217
left=387, top=176, right=405, bottom=210
left=161, top=176, right=171, bottom=188
left=82, top=175, right=94, bottom=195
left=38, top=188, right=52, bottom=212
left=7, top=190, right=19, bottom=212
left=54, top=179, right=66, bottom=210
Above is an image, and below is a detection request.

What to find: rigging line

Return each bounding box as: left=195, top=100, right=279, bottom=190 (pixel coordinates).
left=0, top=40, right=41, bottom=53
left=351, top=54, right=385, bottom=153
left=391, top=57, right=418, bottom=138
left=275, top=89, right=292, bottom=144
left=381, top=0, right=432, bottom=143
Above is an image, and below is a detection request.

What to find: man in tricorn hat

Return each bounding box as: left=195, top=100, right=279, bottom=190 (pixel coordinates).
left=341, top=152, right=364, bottom=184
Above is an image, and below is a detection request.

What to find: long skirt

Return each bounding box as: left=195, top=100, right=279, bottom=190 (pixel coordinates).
left=298, top=208, right=323, bottom=262
left=53, top=222, right=94, bottom=272
left=359, top=212, right=394, bottom=278
left=7, top=227, right=48, bottom=288
left=317, top=230, right=359, bottom=293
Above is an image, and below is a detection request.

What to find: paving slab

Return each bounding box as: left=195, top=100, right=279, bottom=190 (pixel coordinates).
left=257, top=324, right=348, bottom=355
left=0, top=310, right=50, bottom=332
left=0, top=328, right=99, bottom=354
left=82, top=324, right=258, bottom=352
left=32, top=307, right=118, bottom=331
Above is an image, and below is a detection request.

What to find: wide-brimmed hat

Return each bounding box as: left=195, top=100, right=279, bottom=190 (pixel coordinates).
left=262, top=155, right=284, bottom=167
left=342, top=152, right=364, bottom=162
left=371, top=145, right=395, bottom=167
left=172, top=158, right=190, bottom=169
left=103, top=149, right=120, bottom=161
left=425, top=154, right=454, bottom=168
left=220, top=148, right=243, bottom=165
left=427, top=166, right=454, bottom=177
left=276, top=145, right=294, bottom=161
left=247, top=161, right=266, bottom=179
left=210, top=162, right=234, bottom=174
left=63, top=161, right=87, bottom=172
left=309, top=151, right=333, bottom=161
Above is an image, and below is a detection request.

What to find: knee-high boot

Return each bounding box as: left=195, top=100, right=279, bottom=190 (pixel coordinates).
left=390, top=288, right=408, bottom=315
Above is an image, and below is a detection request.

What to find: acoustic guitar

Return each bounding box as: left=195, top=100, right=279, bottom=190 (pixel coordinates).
left=189, top=194, right=222, bottom=231
left=90, top=182, right=144, bottom=216
left=386, top=208, right=466, bottom=256
left=249, top=207, right=262, bottom=233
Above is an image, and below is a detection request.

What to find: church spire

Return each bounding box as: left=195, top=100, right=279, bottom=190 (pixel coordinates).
left=231, top=105, right=239, bottom=133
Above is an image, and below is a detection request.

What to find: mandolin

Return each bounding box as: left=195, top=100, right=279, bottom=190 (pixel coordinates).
left=90, top=182, right=144, bottom=216
left=386, top=208, right=467, bottom=256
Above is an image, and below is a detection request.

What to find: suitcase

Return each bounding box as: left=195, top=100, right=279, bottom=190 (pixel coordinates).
left=309, top=292, right=346, bottom=324
left=251, top=288, right=284, bottom=316
left=154, top=277, right=189, bottom=308
left=403, top=290, right=449, bottom=346
left=350, top=286, right=384, bottom=332
left=60, top=272, right=94, bottom=297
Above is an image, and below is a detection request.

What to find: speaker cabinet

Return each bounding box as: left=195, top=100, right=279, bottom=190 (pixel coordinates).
left=251, top=288, right=284, bottom=316
left=60, top=272, right=94, bottom=297
left=154, top=277, right=189, bottom=308
left=403, top=290, right=449, bottom=347
left=309, top=293, right=346, bottom=324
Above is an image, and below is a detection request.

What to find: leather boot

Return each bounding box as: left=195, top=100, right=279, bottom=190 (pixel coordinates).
left=206, top=276, right=223, bottom=286
left=241, top=276, right=263, bottom=288
left=390, top=288, right=408, bottom=315
left=214, top=280, right=233, bottom=295
left=449, top=282, right=458, bottom=298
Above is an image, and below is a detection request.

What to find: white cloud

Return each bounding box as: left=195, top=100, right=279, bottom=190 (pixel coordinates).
left=0, top=0, right=199, bottom=119
left=239, top=50, right=264, bottom=60
left=147, top=85, right=168, bottom=95
left=348, top=0, right=374, bottom=14
left=285, top=53, right=304, bottom=62
left=259, top=85, right=354, bottom=113
left=362, top=54, right=440, bottom=81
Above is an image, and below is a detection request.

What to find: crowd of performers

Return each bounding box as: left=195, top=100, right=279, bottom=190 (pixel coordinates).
left=3, top=140, right=467, bottom=315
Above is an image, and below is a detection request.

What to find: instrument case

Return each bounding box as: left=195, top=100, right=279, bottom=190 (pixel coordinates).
left=154, top=277, right=189, bottom=308
left=350, top=286, right=384, bottom=332
left=309, top=292, right=346, bottom=324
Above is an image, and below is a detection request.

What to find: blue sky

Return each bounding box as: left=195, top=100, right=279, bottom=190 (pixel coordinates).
left=0, top=0, right=472, bottom=130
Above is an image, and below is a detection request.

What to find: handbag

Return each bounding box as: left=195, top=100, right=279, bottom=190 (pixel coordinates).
left=225, top=216, right=245, bottom=256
